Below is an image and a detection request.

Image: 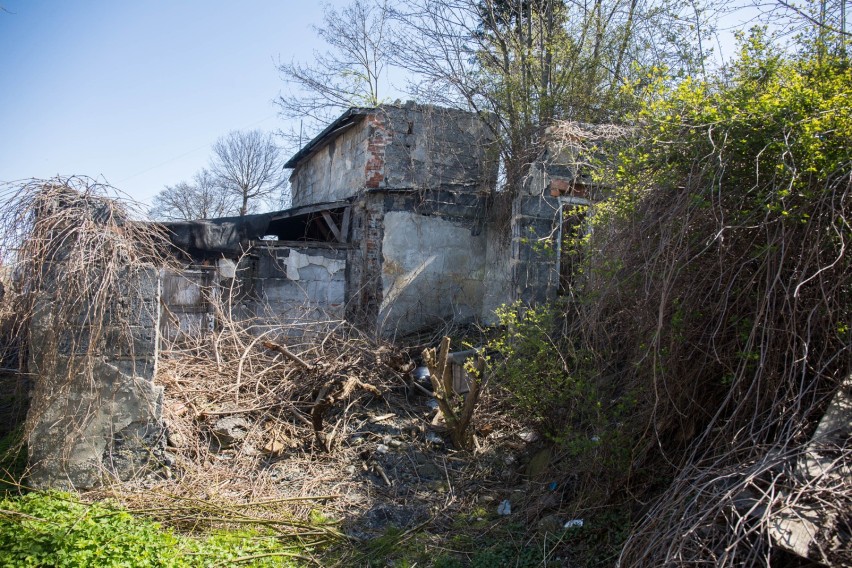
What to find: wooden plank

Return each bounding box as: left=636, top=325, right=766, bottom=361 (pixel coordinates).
left=268, top=199, right=350, bottom=221
left=321, top=210, right=342, bottom=242
left=339, top=206, right=351, bottom=243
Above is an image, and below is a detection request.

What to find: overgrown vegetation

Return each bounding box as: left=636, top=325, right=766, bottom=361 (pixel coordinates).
left=483, top=27, right=851, bottom=566
left=607, top=32, right=851, bottom=565
left=2, top=3, right=851, bottom=567
left=0, top=491, right=309, bottom=567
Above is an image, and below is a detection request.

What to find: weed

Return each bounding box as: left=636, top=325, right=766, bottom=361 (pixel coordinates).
left=0, top=491, right=308, bottom=567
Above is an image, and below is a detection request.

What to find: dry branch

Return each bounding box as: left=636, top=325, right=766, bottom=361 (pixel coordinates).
left=261, top=339, right=315, bottom=370
left=422, top=337, right=483, bottom=450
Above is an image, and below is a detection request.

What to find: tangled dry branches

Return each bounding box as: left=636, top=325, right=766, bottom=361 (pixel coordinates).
left=0, top=177, right=175, bottom=481
left=573, top=120, right=852, bottom=564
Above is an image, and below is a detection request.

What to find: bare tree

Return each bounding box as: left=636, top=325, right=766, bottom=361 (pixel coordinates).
left=276, top=0, right=396, bottom=143
left=210, top=130, right=288, bottom=217
left=149, top=168, right=238, bottom=221
left=750, top=0, right=851, bottom=56
left=390, top=0, right=722, bottom=191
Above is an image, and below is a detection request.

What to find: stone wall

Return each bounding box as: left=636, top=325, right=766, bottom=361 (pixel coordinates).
left=27, top=266, right=163, bottom=490
left=289, top=103, right=498, bottom=208
left=161, top=267, right=216, bottom=340
left=344, top=189, right=496, bottom=337
left=346, top=197, right=385, bottom=329
left=481, top=225, right=512, bottom=324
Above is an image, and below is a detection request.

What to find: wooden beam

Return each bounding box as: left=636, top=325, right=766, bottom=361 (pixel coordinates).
left=314, top=216, right=332, bottom=241
left=321, top=210, right=342, bottom=242
left=339, top=206, right=351, bottom=243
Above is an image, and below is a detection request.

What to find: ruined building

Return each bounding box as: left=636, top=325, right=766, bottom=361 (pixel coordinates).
left=160, top=102, right=595, bottom=339
left=24, top=103, right=596, bottom=489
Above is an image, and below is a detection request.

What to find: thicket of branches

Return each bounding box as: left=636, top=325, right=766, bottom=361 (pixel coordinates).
left=277, top=0, right=723, bottom=194
left=149, top=129, right=289, bottom=221
left=390, top=0, right=718, bottom=189
left=563, top=32, right=852, bottom=565
left=149, top=169, right=239, bottom=221
left=0, top=178, right=174, bottom=465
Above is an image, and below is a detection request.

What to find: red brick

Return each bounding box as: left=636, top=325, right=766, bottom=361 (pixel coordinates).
left=550, top=178, right=570, bottom=193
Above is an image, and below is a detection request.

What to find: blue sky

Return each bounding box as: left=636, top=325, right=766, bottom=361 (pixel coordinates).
left=0, top=1, right=767, bottom=208
left=0, top=1, right=347, bottom=205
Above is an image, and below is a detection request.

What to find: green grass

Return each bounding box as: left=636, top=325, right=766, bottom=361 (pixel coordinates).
left=0, top=429, right=316, bottom=567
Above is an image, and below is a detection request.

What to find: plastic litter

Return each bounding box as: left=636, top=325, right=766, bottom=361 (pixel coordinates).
left=425, top=431, right=443, bottom=444
left=412, top=366, right=431, bottom=381
left=517, top=430, right=540, bottom=443
left=564, top=519, right=584, bottom=528
left=497, top=499, right=512, bottom=516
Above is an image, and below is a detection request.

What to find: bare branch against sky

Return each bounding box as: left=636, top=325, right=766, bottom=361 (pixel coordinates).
left=211, top=130, right=288, bottom=217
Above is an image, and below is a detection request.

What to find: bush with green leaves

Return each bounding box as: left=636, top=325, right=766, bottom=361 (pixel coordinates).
left=484, top=27, right=850, bottom=566
left=588, top=28, right=852, bottom=455
left=486, top=300, right=637, bottom=492
left=583, top=30, right=852, bottom=566
left=489, top=301, right=603, bottom=440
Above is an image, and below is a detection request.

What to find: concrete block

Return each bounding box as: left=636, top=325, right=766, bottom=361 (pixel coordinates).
left=327, top=279, right=346, bottom=305
left=26, top=262, right=164, bottom=490
left=27, top=357, right=165, bottom=490
left=262, top=280, right=309, bottom=304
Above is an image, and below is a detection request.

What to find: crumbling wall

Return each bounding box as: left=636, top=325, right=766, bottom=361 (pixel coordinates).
left=290, top=122, right=371, bottom=207
left=289, top=103, right=499, bottom=208
left=346, top=197, right=385, bottom=330
left=511, top=196, right=562, bottom=305
left=158, top=245, right=348, bottom=338
left=379, top=104, right=498, bottom=193
left=27, top=266, right=164, bottom=490
left=512, top=123, right=607, bottom=304
left=254, top=245, right=347, bottom=325
left=481, top=226, right=512, bottom=324
left=161, top=267, right=216, bottom=340
left=379, top=210, right=486, bottom=337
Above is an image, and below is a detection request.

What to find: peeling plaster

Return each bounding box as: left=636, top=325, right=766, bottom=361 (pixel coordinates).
left=285, top=250, right=346, bottom=281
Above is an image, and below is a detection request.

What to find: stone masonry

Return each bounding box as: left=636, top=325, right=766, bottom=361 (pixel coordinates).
left=27, top=265, right=163, bottom=490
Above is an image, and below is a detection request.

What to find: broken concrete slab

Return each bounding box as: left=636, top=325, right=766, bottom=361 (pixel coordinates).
left=211, top=416, right=250, bottom=450
left=769, top=376, right=852, bottom=565
left=27, top=357, right=165, bottom=489
left=26, top=265, right=164, bottom=490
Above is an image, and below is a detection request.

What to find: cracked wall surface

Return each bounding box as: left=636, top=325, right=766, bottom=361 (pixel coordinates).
left=290, top=103, right=498, bottom=208
left=27, top=266, right=164, bottom=490
left=255, top=245, right=348, bottom=325
left=379, top=211, right=487, bottom=337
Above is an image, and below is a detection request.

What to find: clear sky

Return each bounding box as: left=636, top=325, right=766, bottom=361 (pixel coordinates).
left=0, top=1, right=773, bottom=208
left=0, top=1, right=344, bottom=205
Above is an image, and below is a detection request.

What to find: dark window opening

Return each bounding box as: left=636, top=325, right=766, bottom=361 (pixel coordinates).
left=264, top=207, right=348, bottom=243
left=558, top=206, right=587, bottom=295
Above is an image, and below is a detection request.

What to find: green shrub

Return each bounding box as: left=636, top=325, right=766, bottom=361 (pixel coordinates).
left=589, top=28, right=852, bottom=566
left=488, top=301, right=612, bottom=444
left=485, top=300, right=637, bottom=514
